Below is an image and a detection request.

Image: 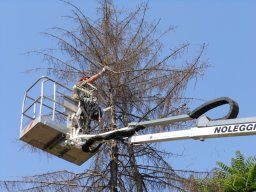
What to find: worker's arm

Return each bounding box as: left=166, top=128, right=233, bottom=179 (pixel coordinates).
left=87, top=67, right=108, bottom=84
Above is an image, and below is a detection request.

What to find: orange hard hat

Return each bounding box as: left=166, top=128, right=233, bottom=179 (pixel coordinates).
left=79, top=76, right=90, bottom=81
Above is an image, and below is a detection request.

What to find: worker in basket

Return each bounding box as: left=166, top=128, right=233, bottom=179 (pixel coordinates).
left=72, top=66, right=109, bottom=133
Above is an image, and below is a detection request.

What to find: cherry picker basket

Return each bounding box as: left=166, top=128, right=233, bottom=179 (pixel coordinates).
left=20, top=76, right=98, bottom=165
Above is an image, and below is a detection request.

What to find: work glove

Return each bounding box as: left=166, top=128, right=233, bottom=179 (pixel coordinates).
left=102, top=66, right=110, bottom=72
left=98, top=66, right=109, bottom=75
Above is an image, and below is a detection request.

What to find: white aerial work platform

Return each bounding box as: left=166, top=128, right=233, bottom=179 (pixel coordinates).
left=20, top=77, right=98, bottom=165
left=20, top=76, right=256, bottom=166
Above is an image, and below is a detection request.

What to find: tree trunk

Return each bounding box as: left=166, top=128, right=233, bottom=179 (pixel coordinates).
left=109, top=90, right=118, bottom=192
left=110, top=140, right=118, bottom=192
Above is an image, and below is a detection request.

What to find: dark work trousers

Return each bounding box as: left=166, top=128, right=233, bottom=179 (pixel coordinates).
left=79, top=96, right=102, bottom=133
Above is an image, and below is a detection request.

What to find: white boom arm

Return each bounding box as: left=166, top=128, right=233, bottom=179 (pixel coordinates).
left=129, top=116, right=256, bottom=144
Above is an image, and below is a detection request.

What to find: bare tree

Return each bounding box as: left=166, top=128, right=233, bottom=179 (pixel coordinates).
left=1, top=0, right=208, bottom=191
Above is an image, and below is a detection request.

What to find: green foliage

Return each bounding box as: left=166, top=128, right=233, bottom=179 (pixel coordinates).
left=188, top=151, right=256, bottom=192
left=214, top=151, right=256, bottom=192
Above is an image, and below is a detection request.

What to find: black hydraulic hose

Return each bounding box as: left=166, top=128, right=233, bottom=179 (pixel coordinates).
left=189, top=97, right=239, bottom=120
left=82, top=125, right=145, bottom=152
left=82, top=97, right=239, bottom=152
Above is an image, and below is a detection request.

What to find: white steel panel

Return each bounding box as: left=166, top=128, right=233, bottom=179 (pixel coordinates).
left=20, top=116, right=97, bottom=165
left=130, top=122, right=256, bottom=144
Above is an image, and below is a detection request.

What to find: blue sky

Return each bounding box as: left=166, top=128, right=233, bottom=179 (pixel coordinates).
left=1, top=0, right=256, bottom=180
